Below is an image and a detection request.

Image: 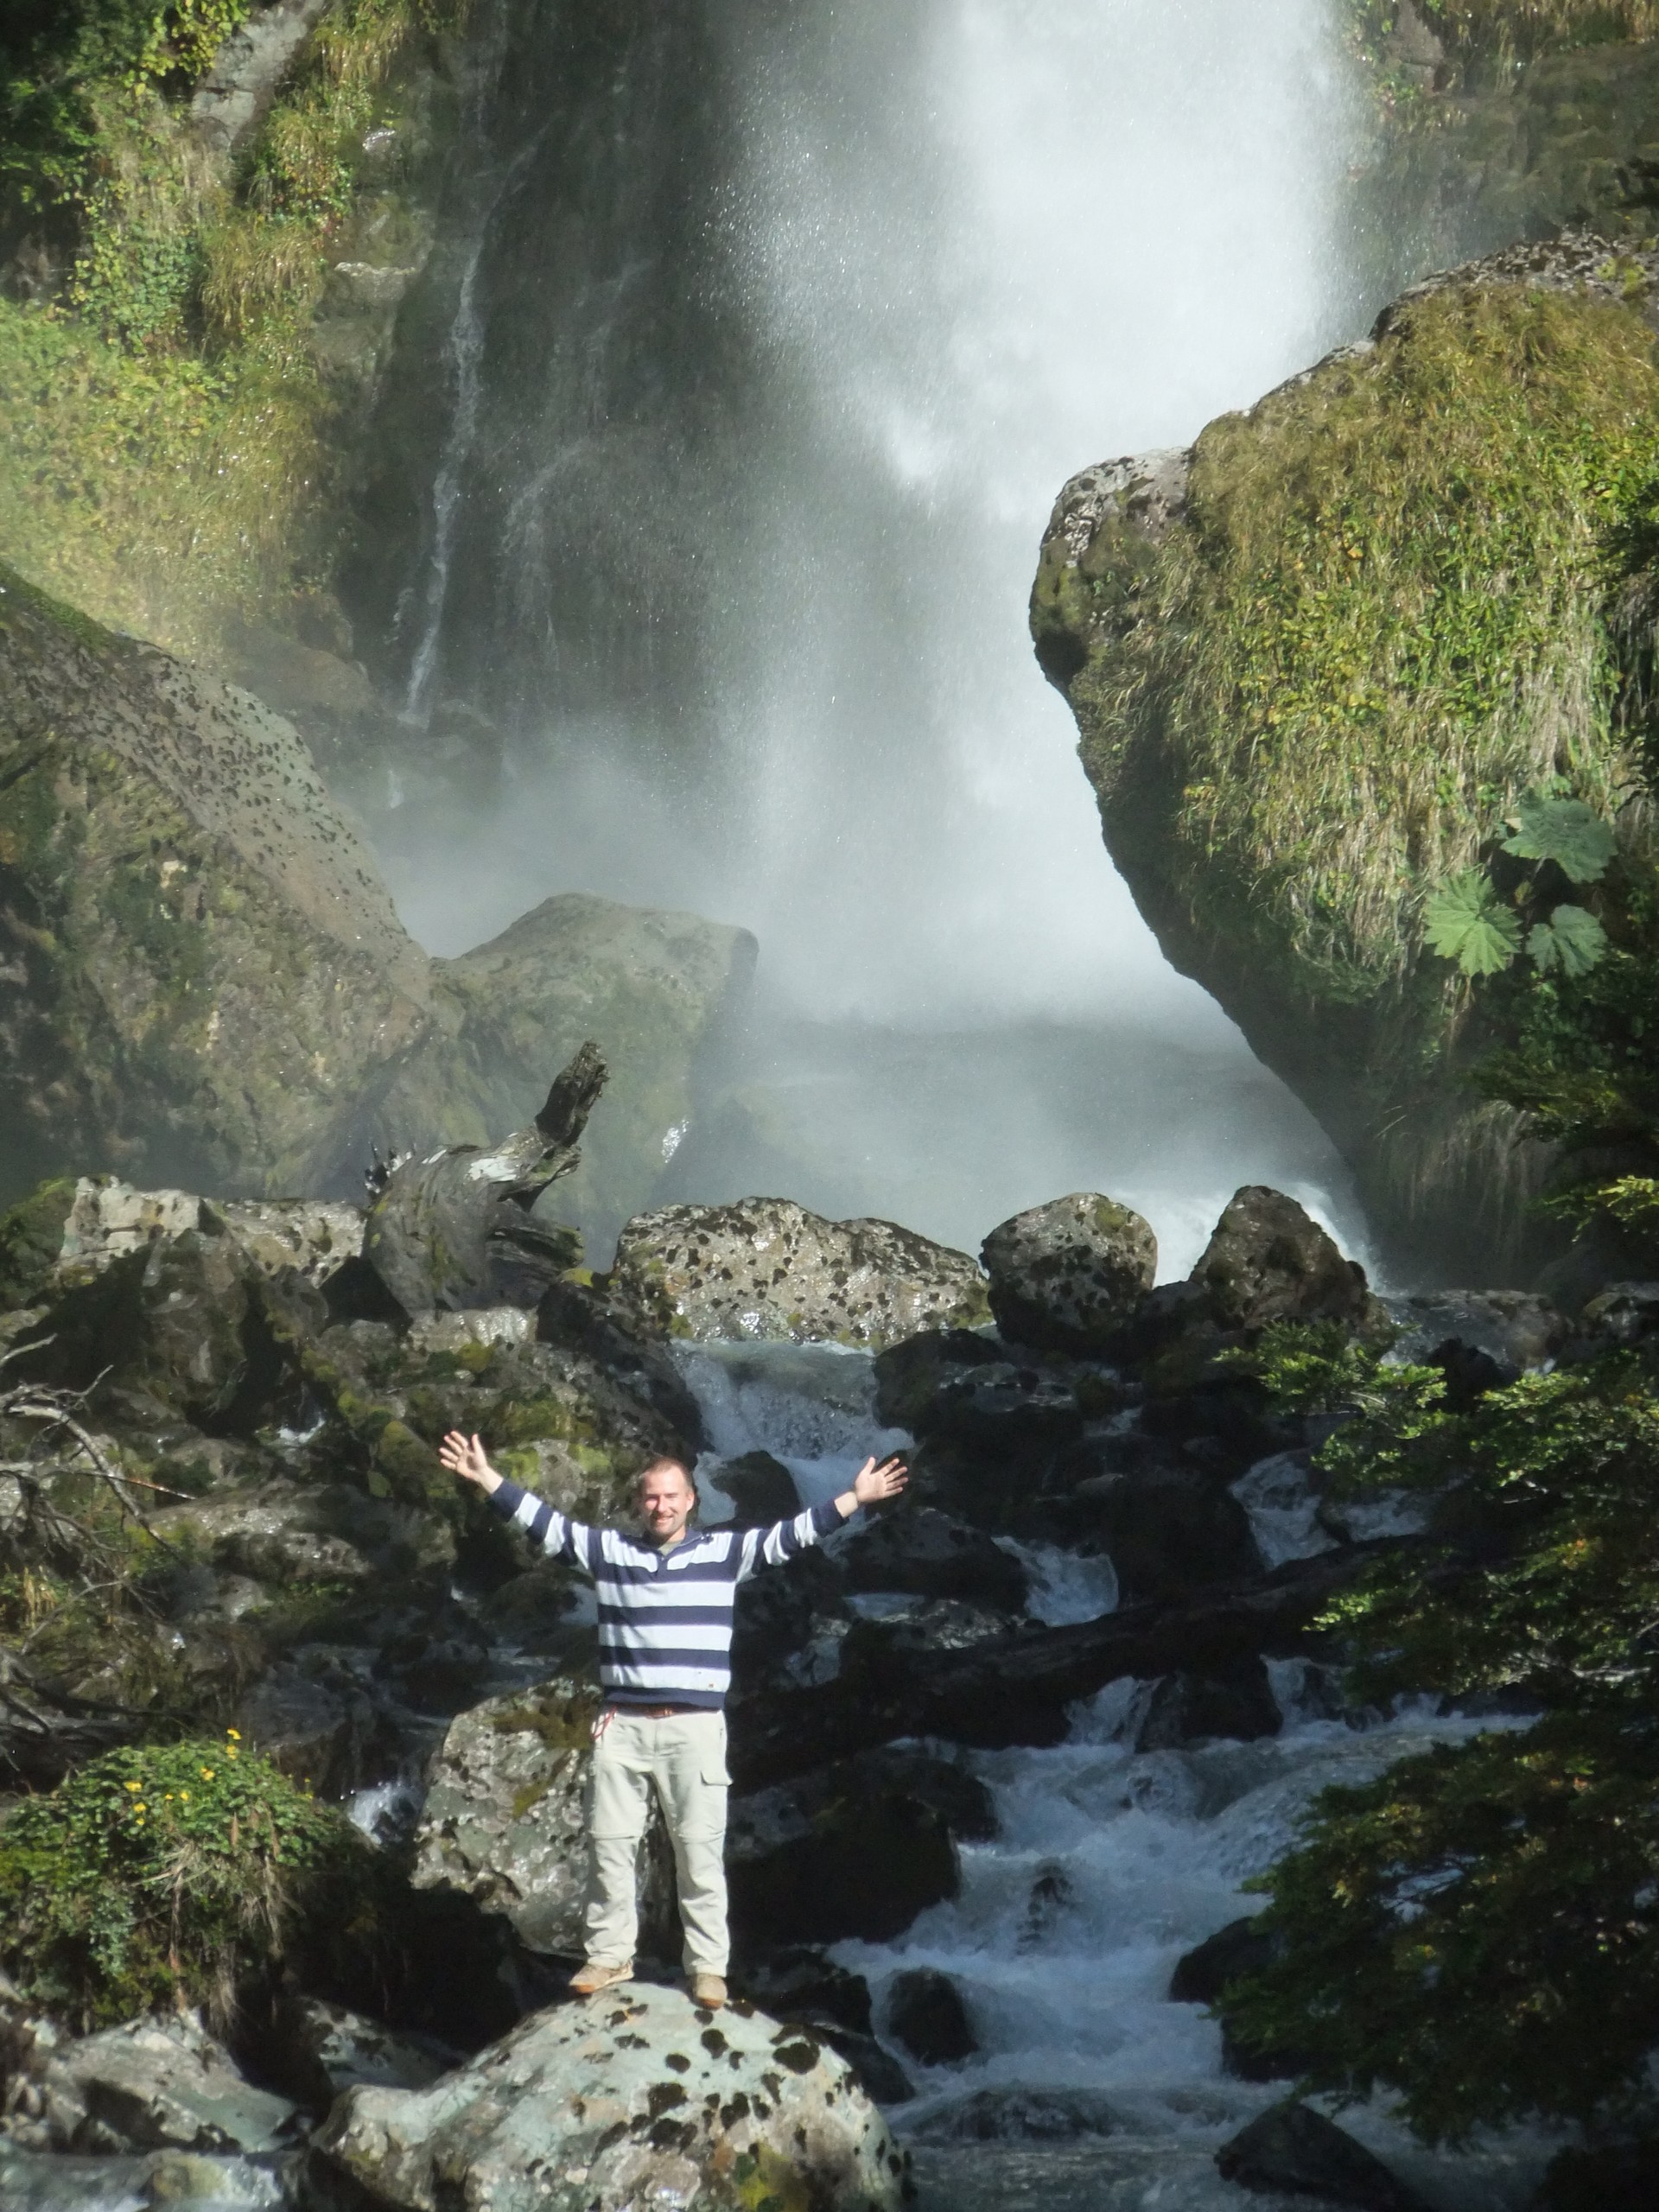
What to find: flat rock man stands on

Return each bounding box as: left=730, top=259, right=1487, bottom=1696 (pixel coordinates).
left=438, top=1433, right=907, bottom=2009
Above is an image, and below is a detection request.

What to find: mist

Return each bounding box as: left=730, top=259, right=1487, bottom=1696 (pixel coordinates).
left=367, top=0, right=1375, bottom=1278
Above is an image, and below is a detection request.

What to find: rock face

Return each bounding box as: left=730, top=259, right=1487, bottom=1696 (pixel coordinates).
left=0, top=562, right=429, bottom=1204
left=311, top=1985, right=908, bottom=2212
left=22, top=2012, right=302, bottom=2156
left=981, top=1192, right=1157, bottom=1352
left=601, top=1198, right=991, bottom=1346
left=0, top=568, right=751, bottom=1240
left=1030, top=238, right=1659, bottom=1281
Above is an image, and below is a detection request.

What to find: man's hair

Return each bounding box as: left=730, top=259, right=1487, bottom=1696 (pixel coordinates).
left=635, top=1455, right=696, bottom=1498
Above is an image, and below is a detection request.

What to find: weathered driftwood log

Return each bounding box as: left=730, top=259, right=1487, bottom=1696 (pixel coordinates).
left=363, top=1043, right=608, bottom=1314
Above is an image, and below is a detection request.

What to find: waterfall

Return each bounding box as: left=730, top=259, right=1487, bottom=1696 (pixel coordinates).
left=351, top=0, right=1382, bottom=1277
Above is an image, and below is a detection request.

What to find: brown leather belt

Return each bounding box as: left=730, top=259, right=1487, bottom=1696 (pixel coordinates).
left=611, top=1703, right=704, bottom=1719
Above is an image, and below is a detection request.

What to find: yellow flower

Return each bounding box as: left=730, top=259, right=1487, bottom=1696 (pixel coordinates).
left=124, top=1780, right=143, bottom=1792
left=180, top=1792, right=189, bottom=1802
left=226, top=1728, right=241, bottom=1740
left=132, top=1802, right=146, bottom=1814
left=226, top=1746, right=238, bottom=1759
left=200, top=1768, right=215, bottom=1780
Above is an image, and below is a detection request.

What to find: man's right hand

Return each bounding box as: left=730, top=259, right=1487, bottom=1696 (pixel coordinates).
left=439, top=1431, right=502, bottom=1493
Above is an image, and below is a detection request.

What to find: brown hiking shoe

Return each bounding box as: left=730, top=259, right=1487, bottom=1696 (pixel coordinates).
left=690, top=1974, right=727, bottom=2009
left=569, top=1960, right=633, bottom=1997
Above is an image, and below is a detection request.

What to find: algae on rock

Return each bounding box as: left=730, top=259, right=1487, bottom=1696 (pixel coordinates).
left=1032, top=240, right=1659, bottom=1278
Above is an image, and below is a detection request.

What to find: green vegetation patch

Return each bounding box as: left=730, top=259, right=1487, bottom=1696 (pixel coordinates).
left=1058, top=282, right=1659, bottom=1008
left=1218, top=1324, right=1659, bottom=2142
left=0, top=1729, right=382, bottom=2029
left=0, top=0, right=467, bottom=658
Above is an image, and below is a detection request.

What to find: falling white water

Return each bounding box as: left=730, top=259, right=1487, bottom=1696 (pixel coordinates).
left=373, top=0, right=1390, bottom=1280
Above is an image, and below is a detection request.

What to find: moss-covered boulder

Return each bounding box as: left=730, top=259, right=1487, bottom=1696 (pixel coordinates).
left=981, top=1192, right=1157, bottom=1351
left=0, top=561, right=430, bottom=1204
left=313, top=1984, right=908, bottom=2212
left=602, top=1198, right=991, bottom=1347
left=1032, top=236, right=1659, bottom=1278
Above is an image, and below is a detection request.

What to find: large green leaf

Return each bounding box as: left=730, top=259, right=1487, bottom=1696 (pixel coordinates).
left=1501, top=794, right=1616, bottom=884
left=1527, top=904, right=1608, bottom=980
left=1422, top=873, right=1522, bottom=976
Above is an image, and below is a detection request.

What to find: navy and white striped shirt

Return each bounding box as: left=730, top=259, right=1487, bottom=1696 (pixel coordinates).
left=486, top=1478, right=844, bottom=1711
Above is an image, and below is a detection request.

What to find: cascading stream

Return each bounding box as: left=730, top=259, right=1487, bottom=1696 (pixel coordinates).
left=677, top=1343, right=1556, bottom=2212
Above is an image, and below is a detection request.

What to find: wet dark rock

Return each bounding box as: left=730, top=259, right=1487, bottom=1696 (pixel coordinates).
left=807, top=2027, right=915, bottom=2107
left=1170, top=1914, right=1276, bottom=2005
left=837, top=1505, right=1028, bottom=1611
left=730, top=1548, right=848, bottom=1691
left=741, top=1949, right=874, bottom=2036
left=1062, top=1459, right=1262, bottom=1605
left=310, top=1985, right=906, bottom=2212
left=711, top=1450, right=799, bottom=1525
left=601, top=1197, right=990, bottom=1348
left=728, top=1750, right=992, bottom=1949
left=912, top=2086, right=1118, bottom=2140
left=928, top=1363, right=1088, bottom=1457
left=1215, top=2100, right=1433, bottom=2210
left=887, top=1969, right=977, bottom=2066
left=1190, top=1189, right=1370, bottom=1333
left=982, top=1192, right=1157, bottom=1352
left=1568, top=1281, right=1659, bottom=1357
left=1132, top=1659, right=1281, bottom=1750
left=534, top=1274, right=707, bottom=1445
left=232, top=1664, right=388, bottom=1796
left=872, top=1327, right=999, bottom=1432
left=1168, top=1913, right=1309, bottom=2079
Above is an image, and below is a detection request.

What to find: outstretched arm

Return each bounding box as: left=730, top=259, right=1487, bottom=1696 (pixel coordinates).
left=439, top=1429, right=595, bottom=1573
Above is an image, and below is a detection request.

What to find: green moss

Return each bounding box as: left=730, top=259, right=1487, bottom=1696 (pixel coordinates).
left=0, top=1177, right=77, bottom=1309
left=0, top=0, right=469, bottom=661
left=1062, top=283, right=1659, bottom=1005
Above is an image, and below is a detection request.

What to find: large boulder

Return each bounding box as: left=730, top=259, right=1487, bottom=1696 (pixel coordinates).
left=728, top=1751, right=993, bottom=1953
left=1029, top=239, right=1659, bottom=1281
left=981, top=1192, right=1157, bottom=1352
left=25, top=2012, right=303, bottom=2156
left=1188, top=1187, right=1369, bottom=1332
left=0, top=563, right=429, bottom=1205
left=410, top=1681, right=676, bottom=1959
left=367, top=895, right=757, bottom=1256
left=601, top=1198, right=990, bottom=1347
left=1214, top=2100, right=1432, bottom=2212
left=310, top=1984, right=908, bottom=2212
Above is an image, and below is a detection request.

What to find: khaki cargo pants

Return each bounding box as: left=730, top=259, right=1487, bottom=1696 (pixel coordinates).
left=585, top=1707, right=731, bottom=1976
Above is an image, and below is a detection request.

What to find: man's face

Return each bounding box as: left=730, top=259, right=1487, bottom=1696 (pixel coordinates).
left=639, top=1462, right=696, bottom=1545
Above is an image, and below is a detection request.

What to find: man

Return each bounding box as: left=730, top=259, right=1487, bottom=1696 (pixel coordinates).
left=437, top=1430, right=907, bottom=2009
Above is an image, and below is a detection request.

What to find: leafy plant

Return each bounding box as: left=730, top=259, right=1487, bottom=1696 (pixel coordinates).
left=1501, top=792, right=1617, bottom=882
left=1526, top=902, right=1608, bottom=976
left=1421, top=870, right=1522, bottom=975
left=0, top=1732, right=383, bottom=2030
